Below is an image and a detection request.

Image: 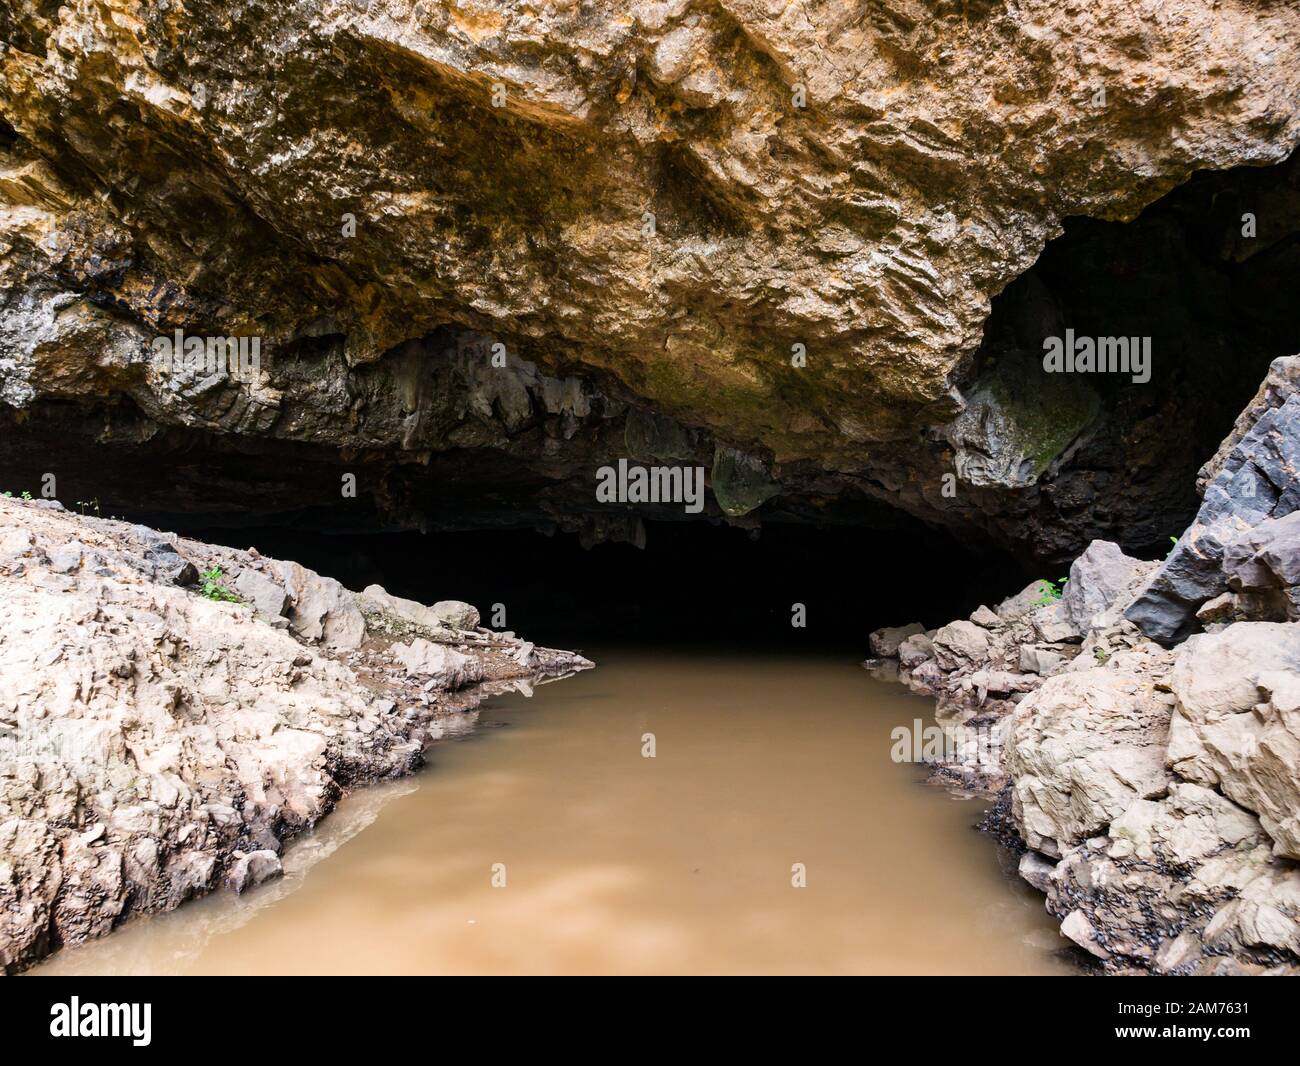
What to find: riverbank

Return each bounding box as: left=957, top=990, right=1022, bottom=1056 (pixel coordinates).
left=868, top=355, right=1300, bottom=975
left=0, top=497, right=591, bottom=973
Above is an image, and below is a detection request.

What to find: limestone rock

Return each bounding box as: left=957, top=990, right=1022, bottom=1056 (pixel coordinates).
left=869, top=622, right=925, bottom=659
left=1166, top=622, right=1300, bottom=859
left=1006, top=668, right=1171, bottom=856
left=1128, top=392, right=1300, bottom=644
left=0, top=495, right=591, bottom=973
left=1062, top=540, right=1156, bottom=634
left=392, top=639, right=484, bottom=690
left=931, top=621, right=991, bottom=672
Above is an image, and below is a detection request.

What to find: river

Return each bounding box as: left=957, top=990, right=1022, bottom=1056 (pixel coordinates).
left=36, top=648, right=1078, bottom=976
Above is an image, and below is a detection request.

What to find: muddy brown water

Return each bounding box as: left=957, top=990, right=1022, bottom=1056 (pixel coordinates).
left=35, top=650, right=1078, bottom=976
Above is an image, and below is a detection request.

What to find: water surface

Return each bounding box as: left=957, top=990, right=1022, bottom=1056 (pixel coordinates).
left=38, top=650, right=1077, bottom=976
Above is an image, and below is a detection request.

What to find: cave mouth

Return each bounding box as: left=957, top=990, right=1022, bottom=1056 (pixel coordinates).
left=0, top=152, right=1296, bottom=587
left=962, top=147, right=1300, bottom=562
left=167, top=519, right=1024, bottom=653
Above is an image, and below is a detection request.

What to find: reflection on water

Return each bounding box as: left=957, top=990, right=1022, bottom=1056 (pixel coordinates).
left=37, top=650, right=1078, bottom=976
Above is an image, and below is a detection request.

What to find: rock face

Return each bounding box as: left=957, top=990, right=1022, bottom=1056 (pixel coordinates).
left=0, top=496, right=592, bottom=973
left=1128, top=357, right=1300, bottom=644
left=1, top=3, right=1299, bottom=556
left=868, top=365, right=1300, bottom=973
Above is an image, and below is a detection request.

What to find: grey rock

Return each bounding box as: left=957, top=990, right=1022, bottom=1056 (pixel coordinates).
left=869, top=622, right=925, bottom=658
left=1128, top=393, right=1300, bottom=644
left=1062, top=539, right=1156, bottom=633
left=897, top=632, right=934, bottom=669
left=227, top=850, right=283, bottom=894
left=1018, top=644, right=1064, bottom=675
left=234, top=568, right=289, bottom=620
left=930, top=620, right=991, bottom=671
left=1018, top=851, right=1056, bottom=894
left=1032, top=602, right=1081, bottom=643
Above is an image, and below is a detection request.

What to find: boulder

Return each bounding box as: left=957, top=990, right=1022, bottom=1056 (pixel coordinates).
left=897, top=632, right=934, bottom=669
left=969, top=605, right=1001, bottom=628
left=1127, top=393, right=1300, bottom=644
left=930, top=620, right=991, bottom=671
left=1062, top=540, right=1156, bottom=633
left=1006, top=668, right=1170, bottom=855
left=281, top=562, right=366, bottom=650
left=234, top=568, right=289, bottom=621
left=996, top=581, right=1048, bottom=621
left=1166, top=622, right=1300, bottom=858
left=227, top=850, right=283, bottom=894
left=361, top=585, right=481, bottom=633
left=869, top=622, right=925, bottom=658
left=1018, top=644, right=1064, bottom=675
left=1031, top=602, right=1081, bottom=643
left=392, top=639, right=484, bottom=689
left=1221, top=510, right=1300, bottom=621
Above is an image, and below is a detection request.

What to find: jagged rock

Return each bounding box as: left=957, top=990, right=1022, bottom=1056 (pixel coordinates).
left=1128, top=389, right=1300, bottom=644
left=1018, top=644, right=1064, bottom=676
left=969, top=605, right=1002, bottom=629
left=1222, top=511, right=1300, bottom=622
left=392, top=639, right=484, bottom=690
left=1166, top=622, right=1300, bottom=859
left=1196, top=592, right=1238, bottom=625
left=868, top=622, right=925, bottom=658
left=1006, top=668, right=1172, bottom=856
left=0, top=496, right=591, bottom=973
left=997, top=582, right=1050, bottom=621
left=234, top=568, right=289, bottom=621
left=281, top=562, right=366, bottom=651
left=1018, top=851, right=1056, bottom=895
left=1062, top=540, right=1157, bottom=633
left=897, top=632, right=934, bottom=670
left=227, top=850, right=283, bottom=895
left=931, top=621, right=991, bottom=672
left=1031, top=602, right=1081, bottom=644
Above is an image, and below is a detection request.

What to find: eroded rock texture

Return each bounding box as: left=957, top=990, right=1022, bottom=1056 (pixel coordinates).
left=0, top=494, right=591, bottom=973
left=1, top=1, right=1299, bottom=553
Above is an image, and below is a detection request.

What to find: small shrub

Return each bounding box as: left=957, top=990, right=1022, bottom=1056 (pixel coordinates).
left=1033, top=576, right=1069, bottom=606
left=199, top=566, right=240, bottom=603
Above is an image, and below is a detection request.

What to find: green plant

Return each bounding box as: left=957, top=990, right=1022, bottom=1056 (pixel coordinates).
left=199, top=566, right=240, bottom=603
left=1094, top=646, right=1110, bottom=664
left=76, top=498, right=101, bottom=517
left=1166, top=535, right=1178, bottom=559
left=1033, top=576, right=1069, bottom=606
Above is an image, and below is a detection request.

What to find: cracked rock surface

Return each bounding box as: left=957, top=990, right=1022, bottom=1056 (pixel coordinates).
left=0, top=495, right=591, bottom=974
left=0, top=2, right=1298, bottom=555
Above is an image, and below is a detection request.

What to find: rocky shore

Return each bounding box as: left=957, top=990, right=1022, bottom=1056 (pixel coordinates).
left=869, top=355, right=1300, bottom=975
left=0, top=497, right=591, bottom=974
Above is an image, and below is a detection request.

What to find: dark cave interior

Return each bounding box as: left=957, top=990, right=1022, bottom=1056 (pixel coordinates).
left=1, top=153, right=1297, bottom=644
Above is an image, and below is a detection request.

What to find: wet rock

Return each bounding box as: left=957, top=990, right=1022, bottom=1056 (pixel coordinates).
left=897, top=632, right=934, bottom=670
left=869, top=622, right=925, bottom=658
left=227, top=850, right=283, bottom=894
left=392, top=639, right=484, bottom=690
